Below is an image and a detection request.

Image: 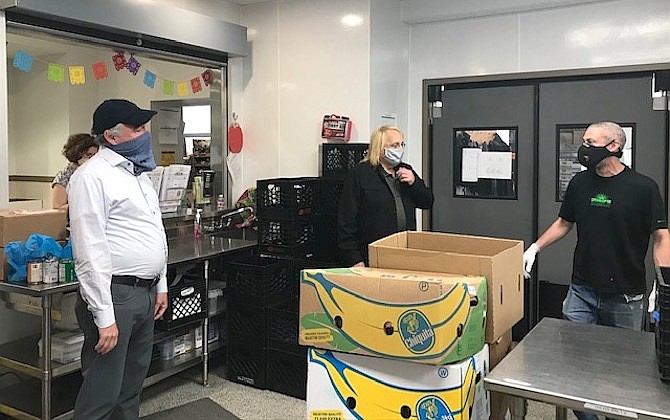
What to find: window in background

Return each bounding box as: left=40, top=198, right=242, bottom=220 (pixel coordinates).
left=556, top=124, right=634, bottom=201
left=453, top=128, right=518, bottom=199
left=183, top=105, right=211, bottom=155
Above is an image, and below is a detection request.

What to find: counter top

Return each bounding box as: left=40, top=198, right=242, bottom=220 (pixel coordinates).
left=0, top=235, right=256, bottom=297
left=167, top=235, right=255, bottom=265
left=485, top=317, right=670, bottom=419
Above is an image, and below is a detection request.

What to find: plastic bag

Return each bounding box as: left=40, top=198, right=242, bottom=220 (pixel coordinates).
left=61, top=237, right=73, bottom=260
left=4, top=234, right=63, bottom=284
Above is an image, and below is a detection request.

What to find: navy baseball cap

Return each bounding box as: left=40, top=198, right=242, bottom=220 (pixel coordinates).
left=92, top=99, right=157, bottom=135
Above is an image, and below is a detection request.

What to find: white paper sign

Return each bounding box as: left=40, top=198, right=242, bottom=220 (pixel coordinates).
left=461, top=148, right=481, bottom=182
left=477, top=151, right=512, bottom=180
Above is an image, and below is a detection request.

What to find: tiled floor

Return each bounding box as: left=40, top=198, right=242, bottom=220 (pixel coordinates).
left=139, top=359, right=576, bottom=420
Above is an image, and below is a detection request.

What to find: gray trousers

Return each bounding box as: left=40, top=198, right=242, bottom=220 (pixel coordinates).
left=74, top=284, right=156, bottom=420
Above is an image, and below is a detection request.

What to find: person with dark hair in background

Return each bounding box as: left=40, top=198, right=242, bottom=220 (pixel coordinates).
left=521, top=121, right=670, bottom=420
left=68, top=99, right=168, bottom=419
left=51, top=133, right=98, bottom=210
left=338, top=125, right=433, bottom=267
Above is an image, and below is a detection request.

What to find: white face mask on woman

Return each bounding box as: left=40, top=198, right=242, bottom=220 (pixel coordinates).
left=383, top=146, right=404, bottom=167
left=77, top=157, right=90, bottom=166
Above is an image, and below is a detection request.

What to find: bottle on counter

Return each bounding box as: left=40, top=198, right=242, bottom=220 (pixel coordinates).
left=194, top=209, right=203, bottom=238
left=216, top=194, right=225, bottom=211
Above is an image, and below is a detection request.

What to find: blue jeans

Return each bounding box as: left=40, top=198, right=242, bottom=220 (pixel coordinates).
left=561, top=283, right=644, bottom=420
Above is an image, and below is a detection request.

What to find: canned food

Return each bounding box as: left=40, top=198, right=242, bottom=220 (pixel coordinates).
left=27, top=261, right=43, bottom=284
left=42, top=258, right=59, bottom=284
left=59, top=260, right=75, bottom=283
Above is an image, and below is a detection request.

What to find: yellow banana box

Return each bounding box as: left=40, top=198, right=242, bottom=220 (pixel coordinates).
left=306, top=345, right=490, bottom=420
left=299, top=267, right=487, bottom=365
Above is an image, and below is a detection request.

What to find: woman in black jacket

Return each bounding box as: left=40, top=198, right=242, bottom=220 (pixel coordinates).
left=337, top=125, right=434, bottom=266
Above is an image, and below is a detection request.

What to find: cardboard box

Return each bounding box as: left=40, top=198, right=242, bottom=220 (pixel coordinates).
left=307, top=345, right=490, bottom=420
left=488, top=330, right=513, bottom=420
left=299, top=267, right=487, bottom=365
left=369, top=231, right=524, bottom=343
left=0, top=210, right=68, bottom=281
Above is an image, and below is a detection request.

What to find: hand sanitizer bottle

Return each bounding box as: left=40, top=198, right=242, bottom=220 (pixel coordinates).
left=194, top=209, right=202, bottom=238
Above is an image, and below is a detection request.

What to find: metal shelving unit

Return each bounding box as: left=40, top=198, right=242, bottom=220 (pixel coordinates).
left=0, top=258, right=229, bottom=419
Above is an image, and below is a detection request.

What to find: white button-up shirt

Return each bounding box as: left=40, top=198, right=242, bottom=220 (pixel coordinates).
left=68, top=147, right=168, bottom=328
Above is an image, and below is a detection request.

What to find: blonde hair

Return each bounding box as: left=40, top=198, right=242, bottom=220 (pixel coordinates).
left=363, top=125, right=403, bottom=167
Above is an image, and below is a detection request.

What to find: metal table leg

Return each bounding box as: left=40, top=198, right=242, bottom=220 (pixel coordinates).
left=42, top=294, right=53, bottom=420
left=510, top=397, right=527, bottom=420
left=202, top=260, right=209, bottom=386
left=555, top=406, right=568, bottom=420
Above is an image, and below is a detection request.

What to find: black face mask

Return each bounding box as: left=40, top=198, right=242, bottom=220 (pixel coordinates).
left=577, top=140, right=623, bottom=169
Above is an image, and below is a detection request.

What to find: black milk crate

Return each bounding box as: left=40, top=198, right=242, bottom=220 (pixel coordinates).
left=256, top=177, right=320, bottom=219
left=257, top=243, right=315, bottom=260
left=226, top=256, right=295, bottom=307
left=316, top=178, right=344, bottom=216
left=258, top=217, right=315, bottom=247
left=227, top=341, right=267, bottom=389
left=314, top=214, right=339, bottom=261
left=155, top=262, right=207, bottom=331
left=266, top=348, right=308, bottom=400
left=267, top=307, right=306, bottom=353
left=228, top=303, right=267, bottom=345
left=320, top=143, right=369, bottom=179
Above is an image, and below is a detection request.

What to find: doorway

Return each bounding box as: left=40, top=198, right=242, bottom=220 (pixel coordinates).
left=427, top=71, right=669, bottom=338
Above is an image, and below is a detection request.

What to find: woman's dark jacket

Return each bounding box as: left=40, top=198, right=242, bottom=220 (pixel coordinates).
left=337, top=161, right=434, bottom=266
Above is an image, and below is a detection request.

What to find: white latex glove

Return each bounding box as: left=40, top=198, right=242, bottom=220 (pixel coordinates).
left=523, top=243, right=540, bottom=279
left=648, top=280, right=657, bottom=314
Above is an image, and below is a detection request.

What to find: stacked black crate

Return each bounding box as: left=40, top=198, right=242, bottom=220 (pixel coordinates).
left=254, top=177, right=320, bottom=398
left=225, top=256, right=292, bottom=389
left=314, top=142, right=369, bottom=262
left=657, top=272, right=670, bottom=381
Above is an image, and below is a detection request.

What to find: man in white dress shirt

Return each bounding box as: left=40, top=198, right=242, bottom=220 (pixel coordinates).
left=68, top=99, right=169, bottom=419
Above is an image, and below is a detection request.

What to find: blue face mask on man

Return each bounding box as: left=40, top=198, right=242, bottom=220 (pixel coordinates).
left=108, top=131, right=157, bottom=176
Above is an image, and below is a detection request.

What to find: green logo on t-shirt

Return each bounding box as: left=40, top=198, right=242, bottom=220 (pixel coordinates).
left=590, top=193, right=612, bottom=208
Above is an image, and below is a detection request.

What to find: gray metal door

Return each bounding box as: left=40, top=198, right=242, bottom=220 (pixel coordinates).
left=432, top=85, right=537, bottom=335
left=430, top=73, right=667, bottom=336
left=537, top=75, right=667, bottom=308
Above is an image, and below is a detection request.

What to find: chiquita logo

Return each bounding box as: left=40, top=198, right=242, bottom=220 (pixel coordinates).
left=398, top=309, right=435, bottom=354
left=416, top=395, right=454, bottom=420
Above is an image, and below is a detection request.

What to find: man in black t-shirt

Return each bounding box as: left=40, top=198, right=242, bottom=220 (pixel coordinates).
left=523, top=122, right=670, bottom=330
left=522, top=121, right=670, bottom=420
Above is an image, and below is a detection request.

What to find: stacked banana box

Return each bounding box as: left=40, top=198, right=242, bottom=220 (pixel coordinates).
left=299, top=231, right=523, bottom=420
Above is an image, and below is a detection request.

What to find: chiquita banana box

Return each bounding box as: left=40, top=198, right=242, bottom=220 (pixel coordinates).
left=299, top=267, right=487, bottom=365
left=307, top=345, right=490, bottom=420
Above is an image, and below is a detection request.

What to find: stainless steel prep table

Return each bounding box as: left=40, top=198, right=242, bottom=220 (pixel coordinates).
left=485, top=317, right=670, bottom=420
left=0, top=235, right=255, bottom=420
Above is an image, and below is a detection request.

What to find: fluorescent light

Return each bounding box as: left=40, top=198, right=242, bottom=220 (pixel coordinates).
left=341, top=14, right=364, bottom=27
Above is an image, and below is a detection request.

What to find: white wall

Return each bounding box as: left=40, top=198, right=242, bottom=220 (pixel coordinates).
left=370, top=0, right=409, bottom=138
left=239, top=0, right=370, bottom=192
left=405, top=0, right=670, bottom=178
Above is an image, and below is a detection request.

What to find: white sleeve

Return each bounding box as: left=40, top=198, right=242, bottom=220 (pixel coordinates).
left=68, top=173, right=116, bottom=328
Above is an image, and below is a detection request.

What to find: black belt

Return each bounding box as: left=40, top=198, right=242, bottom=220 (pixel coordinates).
left=111, top=275, right=159, bottom=288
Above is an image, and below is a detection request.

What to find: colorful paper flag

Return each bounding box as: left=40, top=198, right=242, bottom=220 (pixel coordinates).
left=126, top=56, right=141, bottom=75
left=177, top=82, right=189, bottom=96
left=201, top=69, right=212, bottom=86
left=163, top=80, right=174, bottom=96
left=143, top=70, right=157, bottom=88
left=112, top=52, right=127, bottom=71
left=47, top=63, right=65, bottom=82
left=92, top=61, right=109, bottom=80
left=69, top=66, right=86, bottom=85
left=190, top=77, right=202, bottom=93
left=13, top=50, right=33, bottom=72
